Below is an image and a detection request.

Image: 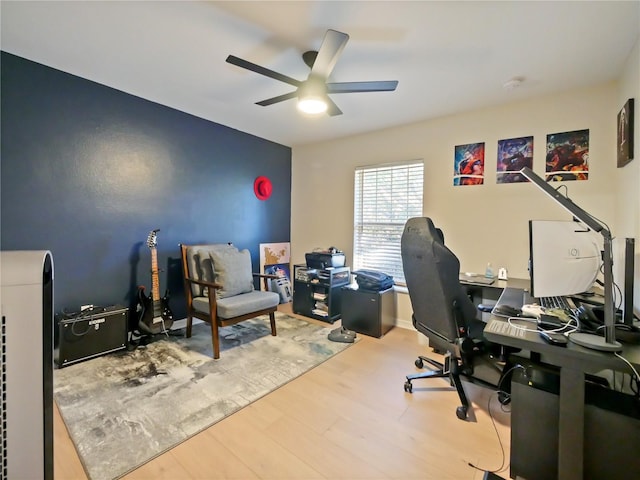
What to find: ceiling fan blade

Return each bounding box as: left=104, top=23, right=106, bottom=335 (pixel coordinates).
left=327, top=80, right=399, bottom=94
left=310, top=29, right=349, bottom=79
left=256, top=91, right=298, bottom=106
left=226, top=55, right=301, bottom=88
left=326, top=97, right=343, bottom=117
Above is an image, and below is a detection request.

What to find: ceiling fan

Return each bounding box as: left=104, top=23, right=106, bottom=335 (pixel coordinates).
left=226, top=29, right=398, bottom=116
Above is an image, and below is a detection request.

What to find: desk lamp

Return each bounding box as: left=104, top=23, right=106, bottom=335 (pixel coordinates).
left=519, top=166, right=622, bottom=352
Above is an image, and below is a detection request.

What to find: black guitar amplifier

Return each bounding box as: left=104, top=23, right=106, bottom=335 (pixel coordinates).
left=55, top=305, right=128, bottom=368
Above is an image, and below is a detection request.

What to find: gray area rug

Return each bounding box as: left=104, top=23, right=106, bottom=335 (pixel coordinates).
left=54, top=313, right=354, bottom=480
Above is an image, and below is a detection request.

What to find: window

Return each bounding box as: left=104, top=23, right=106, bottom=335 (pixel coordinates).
left=353, top=160, right=424, bottom=284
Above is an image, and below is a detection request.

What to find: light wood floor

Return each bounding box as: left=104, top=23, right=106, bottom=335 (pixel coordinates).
left=54, top=305, right=512, bottom=480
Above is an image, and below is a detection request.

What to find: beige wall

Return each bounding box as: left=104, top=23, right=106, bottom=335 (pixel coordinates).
left=292, top=41, right=640, bottom=326
left=614, top=37, right=640, bottom=318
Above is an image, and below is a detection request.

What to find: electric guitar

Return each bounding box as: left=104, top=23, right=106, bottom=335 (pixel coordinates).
left=137, top=229, right=174, bottom=335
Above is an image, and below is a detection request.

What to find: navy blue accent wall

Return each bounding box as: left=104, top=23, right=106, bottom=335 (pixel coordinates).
left=1, top=52, right=292, bottom=325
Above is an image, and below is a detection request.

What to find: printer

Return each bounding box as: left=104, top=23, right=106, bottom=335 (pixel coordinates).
left=305, top=248, right=346, bottom=269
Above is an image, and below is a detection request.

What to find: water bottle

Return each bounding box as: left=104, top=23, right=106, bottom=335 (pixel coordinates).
left=485, top=263, right=495, bottom=279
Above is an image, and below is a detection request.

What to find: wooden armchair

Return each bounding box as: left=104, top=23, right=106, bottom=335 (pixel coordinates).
left=179, top=243, right=280, bottom=359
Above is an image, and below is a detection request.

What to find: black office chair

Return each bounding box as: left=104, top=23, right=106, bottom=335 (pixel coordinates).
left=401, top=217, right=510, bottom=420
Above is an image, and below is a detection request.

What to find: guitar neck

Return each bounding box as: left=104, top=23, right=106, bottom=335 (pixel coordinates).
left=150, top=247, right=161, bottom=302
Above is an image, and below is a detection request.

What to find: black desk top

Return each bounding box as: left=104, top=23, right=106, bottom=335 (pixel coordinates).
left=484, top=287, right=640, bottom=372
left=486, top=287, right=639, bottom=480
left=459, top=276, right=530, bottom=291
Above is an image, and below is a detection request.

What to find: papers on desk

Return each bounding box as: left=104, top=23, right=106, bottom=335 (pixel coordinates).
left=459, top=273, right=495, bottom=286
left=485, top=318, right=527, bottom=338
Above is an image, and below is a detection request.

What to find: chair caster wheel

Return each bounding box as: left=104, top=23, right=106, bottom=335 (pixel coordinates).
left=404, top=380, right=413, bottom=393
left=414, top=358, right=424, bottom=369
left=456, top=406, right=468, bottom=420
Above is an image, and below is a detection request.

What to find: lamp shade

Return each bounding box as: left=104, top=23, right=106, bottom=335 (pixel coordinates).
left=297, top=79, right=328, bottom=115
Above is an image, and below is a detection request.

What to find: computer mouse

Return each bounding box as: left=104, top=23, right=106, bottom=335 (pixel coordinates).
left=539, top=330, right=568, bottom=346
left=492, top=305, right=522, bottom=317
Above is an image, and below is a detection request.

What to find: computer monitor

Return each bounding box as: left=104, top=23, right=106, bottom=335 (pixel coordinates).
left=520, top=166, right=621, bottom=351
left=529, top=220, right=601, bottom=298
left=623, top=238, right=635, bottom=326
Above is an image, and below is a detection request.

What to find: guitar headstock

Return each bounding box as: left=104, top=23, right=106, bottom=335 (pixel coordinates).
left=146, top=229, right=160, bottom=249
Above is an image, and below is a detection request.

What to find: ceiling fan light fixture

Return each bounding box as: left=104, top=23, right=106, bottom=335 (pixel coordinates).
left=227, top=29, right=397, bottom=117
left=297, top=79, right=328, bottom=115
left=297, top=96, right=328, bottom=115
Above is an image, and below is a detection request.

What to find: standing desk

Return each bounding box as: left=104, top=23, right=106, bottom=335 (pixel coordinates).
left=484, top=287, right=640, bottom=480
left=460, top=277, right=529, bottom=324
left=459, top=276, right=530, bottom=313
left=459, top=276, right=530, bottom=293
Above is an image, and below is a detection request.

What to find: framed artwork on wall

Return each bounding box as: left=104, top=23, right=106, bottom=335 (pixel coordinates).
left=617, top=98, right=634, bottom=168
left=546, top=129, right=589, bottom=181
left=453, top=142, right=485, bottom=186
left=496, top=136, right=533, bottom=184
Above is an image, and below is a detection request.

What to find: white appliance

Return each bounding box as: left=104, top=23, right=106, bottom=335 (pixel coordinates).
left=1, top=250, right=54, bottom=480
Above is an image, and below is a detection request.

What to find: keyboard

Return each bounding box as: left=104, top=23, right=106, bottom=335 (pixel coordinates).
left=539, top=296, right=575, bottom=311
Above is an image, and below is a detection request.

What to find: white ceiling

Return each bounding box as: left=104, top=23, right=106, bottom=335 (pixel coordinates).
left=2, top=1, right=639, bottom=147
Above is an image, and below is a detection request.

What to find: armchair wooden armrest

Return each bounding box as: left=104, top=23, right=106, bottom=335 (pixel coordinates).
left=184, top=277, right=222, bottom=290
left=253, top=272, right=279, bottom=290
left=253, top=273, right=279, bottom=279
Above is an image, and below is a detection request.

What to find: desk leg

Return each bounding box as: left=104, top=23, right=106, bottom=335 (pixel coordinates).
left=558, top=367, right=584, bottom=480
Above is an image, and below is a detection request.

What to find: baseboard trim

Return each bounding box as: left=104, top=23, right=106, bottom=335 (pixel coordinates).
left=170, top=318, right=202, bottom=330
left=396, top=318, right=413, bottom=330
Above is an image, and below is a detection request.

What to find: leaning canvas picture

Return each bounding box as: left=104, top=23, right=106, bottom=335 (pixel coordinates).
left=546, top=129, right=589, bottom=181
left=454, top=142, right=485, bottom=186
left=259, top=242, right=292, bottom=303
left=617, top=98, right=634, bottom=167
left=496, top=136, right=533, bottom=183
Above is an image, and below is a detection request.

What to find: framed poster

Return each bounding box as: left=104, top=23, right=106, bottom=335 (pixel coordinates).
left=454, top=142, right=485, bottom=186
left=496, top=136, right=533, bottom=184
left=546, top=129, right=589, bottom=181
left=617, top=98, right=634, bottom=167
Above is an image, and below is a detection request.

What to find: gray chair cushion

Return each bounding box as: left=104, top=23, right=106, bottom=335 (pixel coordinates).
left=209, top=248, right=254, bottom=299
left=192, top=290, right=280, bottom=319
left=186, top=244, right=235, bottom=296
left=197, top=254, right=215, bottom=297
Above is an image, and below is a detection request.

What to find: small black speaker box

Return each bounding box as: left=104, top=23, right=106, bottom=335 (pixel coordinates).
left=56, top=305, right=128, bottom=368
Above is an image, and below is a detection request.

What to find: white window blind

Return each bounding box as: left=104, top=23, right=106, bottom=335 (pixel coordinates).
left=353, top=160, right=424, bottom=284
